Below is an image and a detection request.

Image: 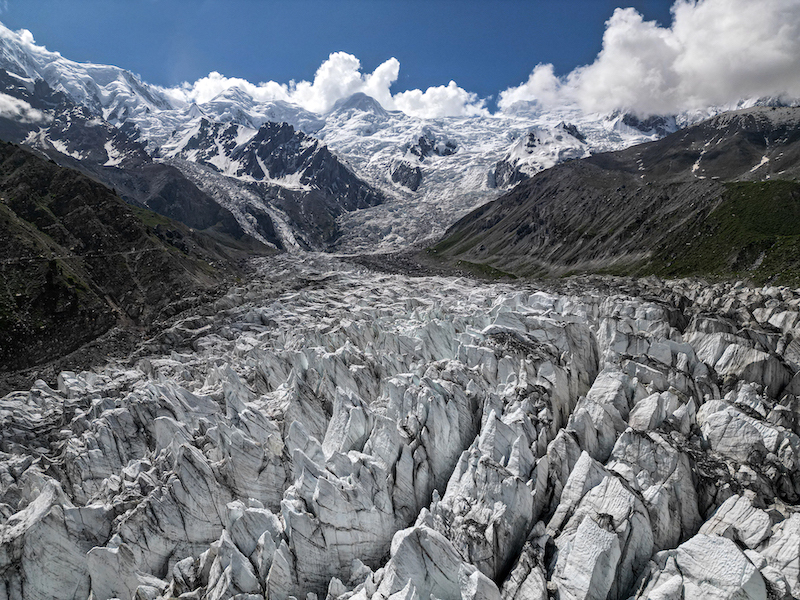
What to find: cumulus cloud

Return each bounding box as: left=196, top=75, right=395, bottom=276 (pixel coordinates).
left=16, top=27, right=36, bottom=47
left=0, top=92, right=50, bottom=123
left=290, top=52, right=384, bottom=114
left=499, top=0, right=800, bottom=116
left=161, top=71, right=290, bottom=106
left=8, top=0, right=793, bottom=121
left=164, top=52, right=486, bottom=118
left=393, top=81, right=487, bottom=118
left=496, top=63, right=563, bottom=111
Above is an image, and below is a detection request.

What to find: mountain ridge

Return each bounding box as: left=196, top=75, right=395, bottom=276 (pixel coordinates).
left=0, top=141, right=270, bottom=376
left=0, top=21, right=723, bottom=254
left=432, top=106, right=800, bottom=284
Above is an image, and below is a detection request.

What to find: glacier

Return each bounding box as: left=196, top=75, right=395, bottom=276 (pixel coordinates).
left=2, top=254, right=800, bottom=599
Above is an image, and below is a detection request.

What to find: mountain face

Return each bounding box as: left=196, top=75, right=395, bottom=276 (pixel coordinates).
left=0, top=26, right=386, bottom=251
left=155, top=117, right=385, bottom=249
left=0, top=23, right=172, bottom=122
left=0, top=25, right=697, bottom=254
left=0, top=142, right=265, bottom=374
left=433, top=107, right=800, bottom=283
left=492, top=121, right=589, bottom=188
left=0, top=70, right=257, bottom=246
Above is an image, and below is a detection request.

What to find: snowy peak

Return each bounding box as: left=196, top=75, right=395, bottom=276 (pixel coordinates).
left=25, top=104, right=149, bottom=168
left=329, top=92, right=391, bottom=119
left=641, top=105, right=800, bottom=182
left=0, top=22, right=172, bottom=122
left=210, top=85, right=257, bottom=108
left=248, top=99, right=325, bottom=134
left=493, top=123, right=589, bottom=187
left=164, top=117, right=255, bottom=171
left=321, top=92, right=396, bottom=141
left=186, top=103, right=205, bottom=119
left=605, top=111, right=679, bottom=139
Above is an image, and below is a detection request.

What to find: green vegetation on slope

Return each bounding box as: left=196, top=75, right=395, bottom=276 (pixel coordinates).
left=0, top=141, right=248, bottom=372
left=430, top=179, right=800, bottom=286
left=646, top=181, right=800, bottom=285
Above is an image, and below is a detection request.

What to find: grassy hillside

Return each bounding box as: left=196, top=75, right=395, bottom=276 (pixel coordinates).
left=642, top=181, right=800, bottom=285
left=431, top=107, right=800, bottom=287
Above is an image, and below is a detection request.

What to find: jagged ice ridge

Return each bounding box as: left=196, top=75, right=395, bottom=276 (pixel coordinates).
left=2, top=255, right=800, bottom=599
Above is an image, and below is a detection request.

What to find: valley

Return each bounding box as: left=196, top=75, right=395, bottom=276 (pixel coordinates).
left=0, top=14, right=799, bottom=600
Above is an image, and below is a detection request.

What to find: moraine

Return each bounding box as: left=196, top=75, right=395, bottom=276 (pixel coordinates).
left=2, top=253, right=799, bottom=599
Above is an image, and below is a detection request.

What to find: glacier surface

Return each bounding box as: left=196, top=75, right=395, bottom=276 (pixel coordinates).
left=2, top=254, right=800, bottom=599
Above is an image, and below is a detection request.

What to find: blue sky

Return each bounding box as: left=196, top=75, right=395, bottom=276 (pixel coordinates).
left=0, top=0, right=675, bottom=107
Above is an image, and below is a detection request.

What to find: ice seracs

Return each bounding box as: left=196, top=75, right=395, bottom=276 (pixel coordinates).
left=2, top=255, right=800, bottom=599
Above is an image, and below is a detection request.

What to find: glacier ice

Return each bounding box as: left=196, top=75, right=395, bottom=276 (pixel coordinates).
left=2, top=254, right=800, bottom=599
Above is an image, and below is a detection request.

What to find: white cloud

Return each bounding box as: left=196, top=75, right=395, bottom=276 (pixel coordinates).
left=360, top=57, right=400, bottom=110
left=0, top=92, right=50, bottom=123
left=497, top=63, right=563, bottom=111
left=393, top=81, right=488, bottom=118
left=6, top=0, right=794, bottom=121
left=164, top=52, right=486, bottom=118
left=290, top=52, right=378, bottom=114
left=161, top=71, right=290, bottom=106
left=17, top=27, right=35, bottom=47
left=499, top=0, right=800, bottom=116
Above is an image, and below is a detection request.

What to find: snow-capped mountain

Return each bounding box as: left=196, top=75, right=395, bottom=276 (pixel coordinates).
left=0, top=21, right=780, bottom=254
left=0, top=23, right=172, bottom=121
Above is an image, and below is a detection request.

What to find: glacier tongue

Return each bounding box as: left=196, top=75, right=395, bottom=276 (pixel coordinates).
left=2, top=254, right=800, bottom=599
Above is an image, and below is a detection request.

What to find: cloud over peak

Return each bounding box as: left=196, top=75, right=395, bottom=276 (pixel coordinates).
left=4, top=0, right=797, bottom=120
left=163, top=52, right=487, bottom=119
left=167, top=0, right=800, bottom=120
left=500, top=0, right=800, bottom=116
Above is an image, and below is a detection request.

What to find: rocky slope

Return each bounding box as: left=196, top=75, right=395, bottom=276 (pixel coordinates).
left=433, top=107, right=800, bottom=283
left=1, top=254, right=800, bottom=599
left=159, top=117, right=385, bottom=250
left=0, top=68, right=266, bottom=247
left=0, top=141, right=269, bottom=377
